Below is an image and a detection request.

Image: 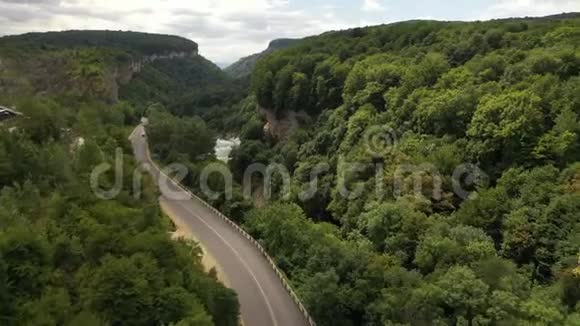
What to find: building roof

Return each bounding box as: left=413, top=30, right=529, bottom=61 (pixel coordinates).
left=0, top=106, right=23, bottom=116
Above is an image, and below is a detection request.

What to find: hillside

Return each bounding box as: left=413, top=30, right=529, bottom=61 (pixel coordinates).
left=0, top=30, right=224, bottom=106
left=0, top=30, right=198, bottom=55
left=214, top=13, right=580, bottom=325
left=119, top=54, right=228, bottom=107
left=224, top=38, right=299, bottom=79
left=0, top=30, right=240, bottom=325
left=2, top=13, right=580, bottom=326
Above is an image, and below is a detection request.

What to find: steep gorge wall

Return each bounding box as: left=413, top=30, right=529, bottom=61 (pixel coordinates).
left=261, top=107, right=310, bottom=139
left=111, top=50, right=198, bottom=101
left=0, top=49, right=199, bottom=102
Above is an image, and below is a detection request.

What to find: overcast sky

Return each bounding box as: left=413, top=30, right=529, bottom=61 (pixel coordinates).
left=1, top=0, right=579, bottom=65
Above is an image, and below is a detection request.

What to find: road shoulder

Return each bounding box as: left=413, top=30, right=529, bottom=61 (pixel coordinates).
left=160, top=197, right=231, bottom=287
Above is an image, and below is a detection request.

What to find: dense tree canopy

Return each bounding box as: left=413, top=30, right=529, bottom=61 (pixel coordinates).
left=219, top=13, right=580, bottom=326
left=0, top=62, right=239, bottom=325
left=4, top=15, right=579, bottom=326
left=0, top=30, right=198, bottom=56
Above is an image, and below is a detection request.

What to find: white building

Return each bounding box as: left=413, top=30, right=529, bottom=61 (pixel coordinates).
left=0, top=106, right=23, bottom=122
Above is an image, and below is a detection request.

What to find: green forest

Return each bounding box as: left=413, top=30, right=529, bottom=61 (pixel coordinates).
left=1, top=12, right=580, bottom=326
left=0, top=30, right=198, bottom=56
left=226, top=13, right=580, bottom=325
left=0, top=32, right=239, bottom=325
left=115, top=14, right=580, bottom=326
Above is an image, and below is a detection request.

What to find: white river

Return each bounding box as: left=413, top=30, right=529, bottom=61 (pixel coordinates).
left=214, top=137, right=241, bottom=163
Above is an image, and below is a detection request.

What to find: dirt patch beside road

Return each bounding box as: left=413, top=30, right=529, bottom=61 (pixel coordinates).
left=160, top=198, right=231, bottom=287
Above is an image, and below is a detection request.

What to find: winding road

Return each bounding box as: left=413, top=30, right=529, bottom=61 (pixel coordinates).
left=130, top=124, right=310, bottom=326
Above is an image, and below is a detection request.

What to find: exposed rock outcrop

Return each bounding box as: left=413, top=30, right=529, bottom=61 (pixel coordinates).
left=110, top=50, right=198, bottom=101
left=262, top=108, right=309, bottom=139
left=0, top=30, right=201, bottom=102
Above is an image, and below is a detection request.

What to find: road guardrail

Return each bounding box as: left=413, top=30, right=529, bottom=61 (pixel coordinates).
left=138, top=127, right=316, bottom=326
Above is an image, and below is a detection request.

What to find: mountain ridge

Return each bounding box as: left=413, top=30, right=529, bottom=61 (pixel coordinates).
left=0, top=30, right=198, bottom=56
left=221, top=12, right=580, bottom=325
left=0, top=30, right=224, bottom=104
left=224, top=38, right=299, bottom=79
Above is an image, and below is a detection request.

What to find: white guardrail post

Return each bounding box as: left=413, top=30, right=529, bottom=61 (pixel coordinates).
left=143, top=138, right=316, bottom=326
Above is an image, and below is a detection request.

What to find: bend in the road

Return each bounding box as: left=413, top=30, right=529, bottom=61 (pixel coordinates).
left=129, top=124, right=312, bottom=326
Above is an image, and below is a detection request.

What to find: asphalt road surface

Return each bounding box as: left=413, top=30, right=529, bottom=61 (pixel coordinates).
left=130, top=124, right=310, bottom=326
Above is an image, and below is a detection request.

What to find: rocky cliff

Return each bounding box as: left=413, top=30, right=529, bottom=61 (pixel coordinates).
left=0, top=30, right=202, bottom=102
left=261, top=107, right=310, bottom=139
left=111, top=50, right=198, bottom=101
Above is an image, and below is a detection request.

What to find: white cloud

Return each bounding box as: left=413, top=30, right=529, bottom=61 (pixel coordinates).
left=480, top=0, right=580, bottom=19
left=1, top=0, right=578, bottom=64
left=362, top=0, right=385, bottom=12
left=0, top=0, right=348, bottom=64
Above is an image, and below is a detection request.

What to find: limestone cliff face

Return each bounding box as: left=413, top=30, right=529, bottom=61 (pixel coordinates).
left=0, top=30, right=202, bottom=100
left=109, top=50, right=198, bottom=101
left=124, top=50, right=199, bottom=79
left=0, top=49, right=199, bottom=102
left=261, top=107, right=309, bottom=139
